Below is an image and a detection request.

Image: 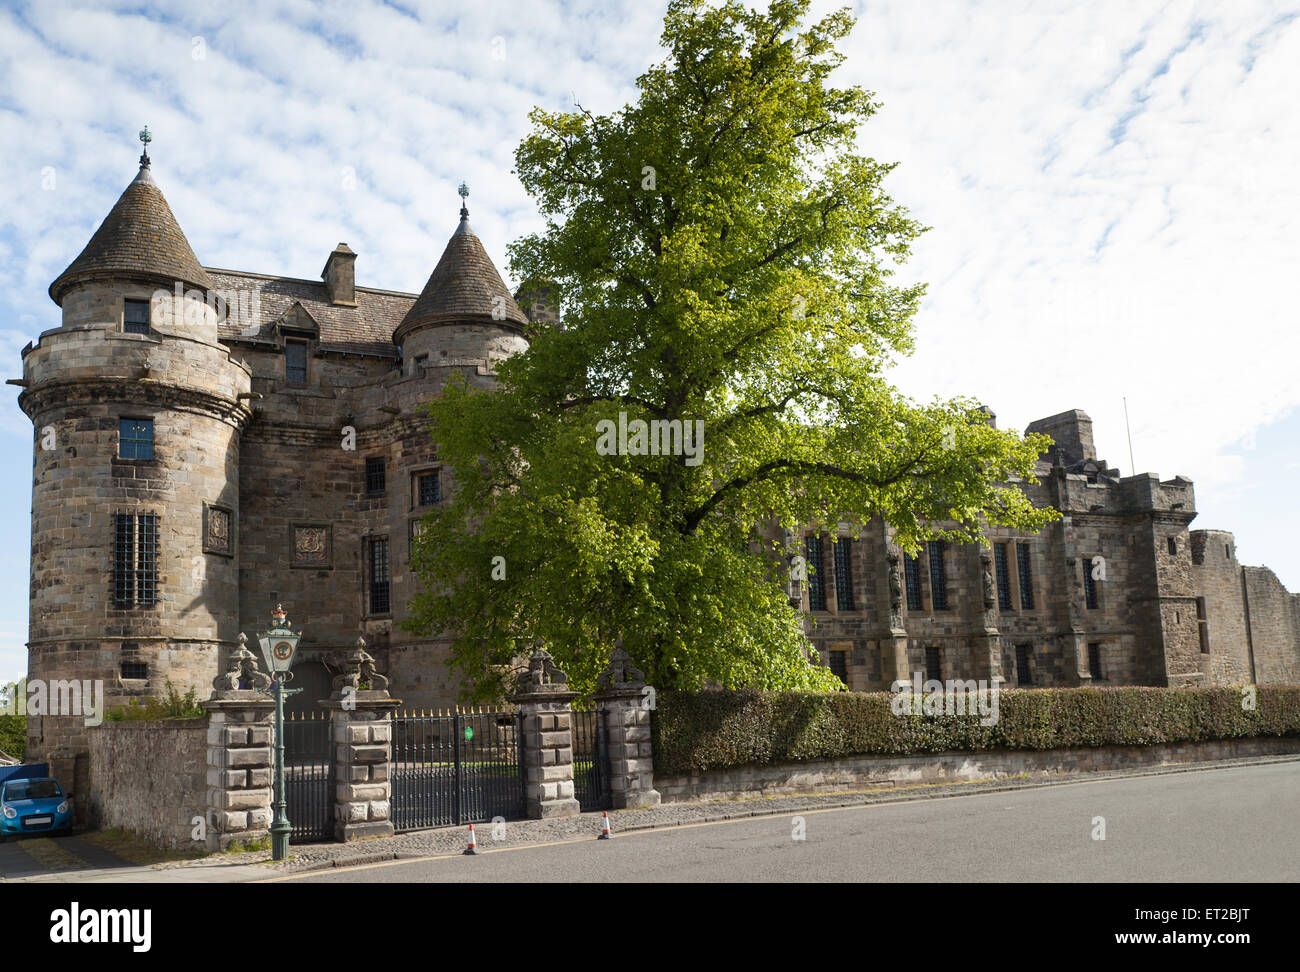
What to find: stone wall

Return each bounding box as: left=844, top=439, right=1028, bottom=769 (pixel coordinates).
left=654, top=736, right=1300, bottom=803
left=1190, top=529, right=1254, bottom=683
left=1245, top=566, right=1300, bottom=685
left=85, top=719, right=207, bottom=851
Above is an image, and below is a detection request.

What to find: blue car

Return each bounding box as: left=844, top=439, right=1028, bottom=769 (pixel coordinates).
left=0, top=777, right=72, bottom=839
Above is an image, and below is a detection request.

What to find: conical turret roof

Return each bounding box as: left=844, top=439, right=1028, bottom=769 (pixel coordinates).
left=396, top=207, right=528, bottom=338
left=49, top=162, right=213, bottom=305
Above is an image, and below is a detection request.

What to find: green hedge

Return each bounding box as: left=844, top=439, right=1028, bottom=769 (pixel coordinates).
left=651, top=686, right=1300, bottom=776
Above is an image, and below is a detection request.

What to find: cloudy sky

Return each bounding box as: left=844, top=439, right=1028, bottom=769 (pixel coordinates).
left=0, top=0, right=1296, bottom=683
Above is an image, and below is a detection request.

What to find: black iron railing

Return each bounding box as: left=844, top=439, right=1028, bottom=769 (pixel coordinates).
left=284, top=710, right=334, bottom=844
left=391, top=708, right=524, bottom=832
left=571, top=707, right=611, bottom=812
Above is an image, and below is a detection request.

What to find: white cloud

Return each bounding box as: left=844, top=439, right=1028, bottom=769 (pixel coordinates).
left=0, top=0, right=1296, bottom=672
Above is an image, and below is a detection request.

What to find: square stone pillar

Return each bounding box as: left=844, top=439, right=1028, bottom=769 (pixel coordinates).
left=203, top=633, right=275, bottom=852
left=324, top=637, right=400, bottom=842
left=595, top=647, right=660, bottom=809
left=511, top=648, right=581, bottom=819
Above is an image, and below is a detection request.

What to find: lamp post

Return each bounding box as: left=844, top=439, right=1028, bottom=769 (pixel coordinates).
left=256, top=604, right=302, bottom=861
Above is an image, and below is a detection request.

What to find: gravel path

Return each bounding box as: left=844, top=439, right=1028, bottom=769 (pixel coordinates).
left=150, top=752, right=1300, bottom=874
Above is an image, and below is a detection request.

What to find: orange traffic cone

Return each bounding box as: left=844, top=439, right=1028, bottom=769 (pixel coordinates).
left=464, top=823, right=480, bottom=855
left=598, top=811, right=612, bottom=839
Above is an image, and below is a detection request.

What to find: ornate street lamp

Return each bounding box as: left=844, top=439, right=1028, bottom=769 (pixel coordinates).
left=256, top=604, right=302, bottom=861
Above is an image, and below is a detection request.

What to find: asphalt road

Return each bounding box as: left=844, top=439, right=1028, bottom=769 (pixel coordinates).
left=271, top=761, right=1300, bottom=882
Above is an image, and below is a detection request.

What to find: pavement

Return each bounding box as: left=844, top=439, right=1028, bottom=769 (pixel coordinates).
left=276, top=758, right=1300, bottom=882
left=4, top=753, right=1298, bottom=882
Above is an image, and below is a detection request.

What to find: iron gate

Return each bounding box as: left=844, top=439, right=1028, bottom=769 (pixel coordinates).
left=572, top=706, right=611, bottom=812
left=391, top=708, right=525, bottom=832
left=284, top=710, right=333, bottom=843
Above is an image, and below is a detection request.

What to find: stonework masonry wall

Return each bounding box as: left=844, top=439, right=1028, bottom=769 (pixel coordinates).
left=654, top=736, right=1300, bottom=803
left=1191, top=529, right=1254, bottom=684
left=1245, top=566, right=1300, bottom=685
left=85, top=719, right=207, bottom=850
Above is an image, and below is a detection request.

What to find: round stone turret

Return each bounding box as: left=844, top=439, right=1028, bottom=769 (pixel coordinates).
left=394, top=200, right=529, bottom=371
left=18, top=147, right=250, bottom=781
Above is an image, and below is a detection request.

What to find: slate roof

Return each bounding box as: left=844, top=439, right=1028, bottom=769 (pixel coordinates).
left=49, top=164, right=214, bottom=305
left=398, top=211, right=528, bottom=336
left=51, top=165, right=526, bottom=355
left=207, top=270, right=412, bottom=357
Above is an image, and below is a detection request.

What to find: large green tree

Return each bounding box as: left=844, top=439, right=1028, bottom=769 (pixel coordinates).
left=406, top=0, right=1056, bottom=700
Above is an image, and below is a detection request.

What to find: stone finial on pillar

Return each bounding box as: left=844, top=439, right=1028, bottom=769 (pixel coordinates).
left=330, top=636, right=390, bottom=697
left=211, top=633, right=271, bottom=698
left=511, top=646, right=581, bottom=819
left=323, top=636, right=400, bottom=842
left=594, top=643, right=661, bottom=810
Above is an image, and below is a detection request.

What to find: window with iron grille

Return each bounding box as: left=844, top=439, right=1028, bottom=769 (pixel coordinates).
left=368, top=537, right=390, bottom=614
left=994, top=542, right=1012, bottom=611
left=1083, top=558, right=1099, bottom=609
left=805, top=535, right=826, bottom=611
left=924, top=645, right=942, bottom=683
left=1087, top=643, right=1102, bottom=680
left=828, top=650, right=848, bottom=684
left=833, top=539, right=854, bottom=611
left=365, top=456, right=386, bottom=496
left=1015, top=644, right=1033, bottom=686
left=904, top=553, right=923, bottom=611
left=113, top=512, right=158, bottom=608
left=927, top=541, right=948, bottom=610
left=120, top=661, right=149, bottom=680
left=285, top=340, right=308, bottom=384
left=1196, top=596, right=1210, bottom=653
left=1017, top=543, right=1035, bottom=609
left=1167, top=536, right=1178, bottom=556
left=119, top=418, right=154, bottom=460
left=417, top=471, right=440, bottom=506
left=123, top=298, right=150, bottom=334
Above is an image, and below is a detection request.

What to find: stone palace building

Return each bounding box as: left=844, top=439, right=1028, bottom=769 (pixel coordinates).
left=15, top=142, right=1300, bottom=789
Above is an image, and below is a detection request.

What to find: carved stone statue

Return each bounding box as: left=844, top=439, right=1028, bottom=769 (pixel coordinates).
left=885, top=552, right=904, bottom=630
left=515, top=646, right=569, bottom=694
left=887, top=552, right=902, bottom=609
left=597, top=643, right=645, bottom=692
left=981, top=552, right=997, bottom=610
left=331, top=636, right=390, bottom=695
left=211, top=632, right=271, bottom=695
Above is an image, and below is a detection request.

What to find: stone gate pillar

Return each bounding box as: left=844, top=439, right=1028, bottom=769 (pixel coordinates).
left=511, top=648, right=581, bottom=819
left=324, top=638, right=400, bottom=842
left=594, top=647, right=660, bottom=809
left=202, top=633, right=275, bottom=852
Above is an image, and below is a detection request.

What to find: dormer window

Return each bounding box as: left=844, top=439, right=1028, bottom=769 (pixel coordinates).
left=285, top=340, right=308, bottom=385
left=124, top=299, right=150, bottom=334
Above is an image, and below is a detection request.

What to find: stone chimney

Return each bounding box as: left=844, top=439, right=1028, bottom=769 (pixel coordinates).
left=322, top=243, right=357, bottom=306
